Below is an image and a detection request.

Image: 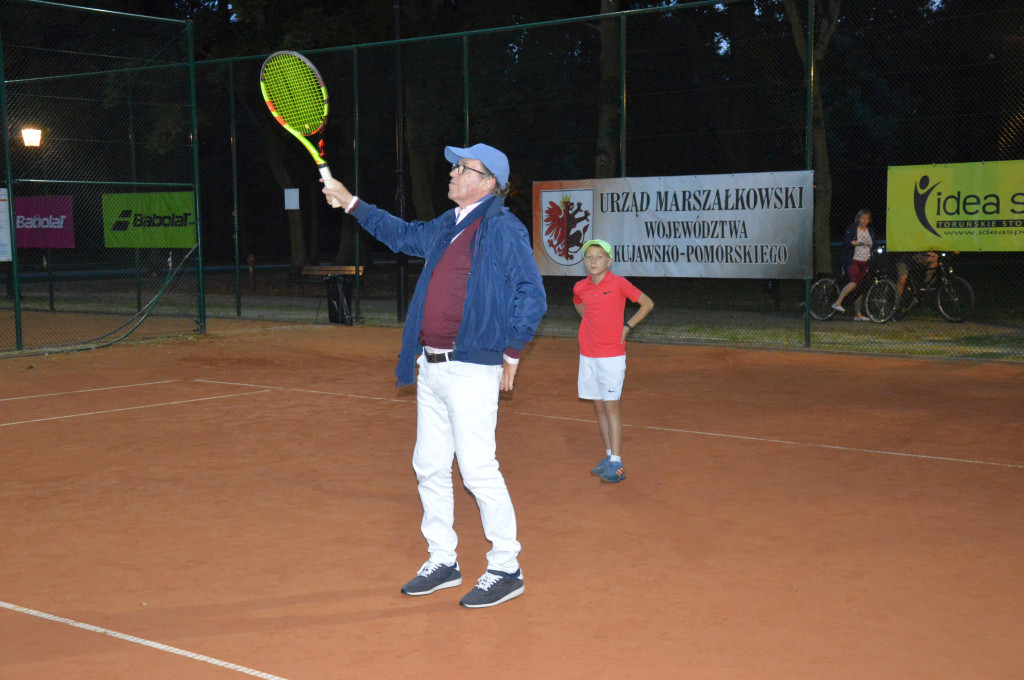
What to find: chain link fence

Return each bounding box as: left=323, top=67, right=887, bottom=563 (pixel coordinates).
left=1, top=0, right=200, bottom=355
left=4, top=1, right=1023, bottom=360
left=192, top=1, right=1023, bottom=361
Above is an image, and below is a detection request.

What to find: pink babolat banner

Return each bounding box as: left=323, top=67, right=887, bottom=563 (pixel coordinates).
left=15, top=195, right=75, bottom=249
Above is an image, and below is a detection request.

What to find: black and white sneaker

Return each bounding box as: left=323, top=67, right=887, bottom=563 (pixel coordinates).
left=458, top=568, right=524, bottom=608
left=401, top=561, right=462, bottom=596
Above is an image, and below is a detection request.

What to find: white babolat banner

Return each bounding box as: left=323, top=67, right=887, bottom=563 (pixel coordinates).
left=532, top=170, right=814, bottom=279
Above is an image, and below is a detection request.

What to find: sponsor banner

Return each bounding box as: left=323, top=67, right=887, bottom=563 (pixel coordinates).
left=532, top=171, right=813, bottom=278
left=14, top=195, right=75, bottom=249
left=887, top=160, right=1024, bottom=251
left=102, top=191, right=197, bottom=249
left=0, top=189, right=10, bottom=262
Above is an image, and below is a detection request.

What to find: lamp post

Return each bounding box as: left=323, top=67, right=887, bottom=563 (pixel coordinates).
left=6, top=129, right=44, bottom=303
left=20, top=127, right=56, bottom=309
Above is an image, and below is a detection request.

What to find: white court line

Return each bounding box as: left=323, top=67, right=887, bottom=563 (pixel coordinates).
left=0, top=390, right=271, bottom=428
left=0, top=600, right=289, bottom=680
left=194, top=379, right=1022, bottom=470
left=0, top=380, right=178, bottom=403
left=195, top=378, right=414, bottom=404
left=511, top=411, right=1024, bottom=470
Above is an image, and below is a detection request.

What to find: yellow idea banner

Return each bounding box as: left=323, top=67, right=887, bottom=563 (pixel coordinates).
left=887, top=160, right=1024, bottom=252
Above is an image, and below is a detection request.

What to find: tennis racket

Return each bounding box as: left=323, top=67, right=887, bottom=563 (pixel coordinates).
left=259, top=51, right=341, bottom=207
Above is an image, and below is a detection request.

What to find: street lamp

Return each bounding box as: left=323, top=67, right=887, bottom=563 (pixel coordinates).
left=21, top=127, right=41, bottom=147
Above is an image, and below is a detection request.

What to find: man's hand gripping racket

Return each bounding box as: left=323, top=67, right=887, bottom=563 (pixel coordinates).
left=259, top=51, right=344, bottom=207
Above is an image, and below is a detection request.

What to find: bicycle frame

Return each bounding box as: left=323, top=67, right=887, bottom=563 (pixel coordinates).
left=810, top=246, right=894, bottom=321
left=896, top=253, right=974, bottom=322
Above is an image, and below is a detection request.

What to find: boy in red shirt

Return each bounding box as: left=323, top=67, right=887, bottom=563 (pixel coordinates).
left=573, top=239, right=654, bottom=483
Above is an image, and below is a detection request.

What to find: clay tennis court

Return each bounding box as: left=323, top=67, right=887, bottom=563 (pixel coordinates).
left=2, top=320, right=1022, bottom=680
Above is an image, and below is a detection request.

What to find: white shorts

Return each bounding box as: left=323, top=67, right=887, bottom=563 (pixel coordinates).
left=578, top=354, right=627, bottom=401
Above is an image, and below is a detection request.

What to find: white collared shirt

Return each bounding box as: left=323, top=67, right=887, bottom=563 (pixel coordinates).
left=451, top=198, right=486, bottom=243
left=454, top=198, right=485, bottom=225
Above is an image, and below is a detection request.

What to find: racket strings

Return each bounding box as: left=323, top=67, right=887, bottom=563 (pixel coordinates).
left=262, top=55, right=327, bottom=135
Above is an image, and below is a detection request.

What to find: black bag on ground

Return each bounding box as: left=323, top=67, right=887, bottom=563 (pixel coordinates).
left=325, top=274, right=353, bottom=325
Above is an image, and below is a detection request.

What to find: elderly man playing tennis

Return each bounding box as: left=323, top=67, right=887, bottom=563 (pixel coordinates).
left=322, top=143, right=546, bottom=608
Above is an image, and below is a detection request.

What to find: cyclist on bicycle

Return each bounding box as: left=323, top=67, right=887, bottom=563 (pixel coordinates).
left=832, top=208, right=876, bottom=321
left=896, top=250, right=938, bottom=304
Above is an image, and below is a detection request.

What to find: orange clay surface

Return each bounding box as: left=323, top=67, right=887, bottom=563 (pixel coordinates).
left=1, top=320, right=1022, bottom=680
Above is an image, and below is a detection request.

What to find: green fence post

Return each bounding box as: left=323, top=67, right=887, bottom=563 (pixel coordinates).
left=803, top=0, right=814, bottom=348
left=0, top=27, right=24, bottom=350
left=229, top=60, right=241, bottom=318
left=187, top=20, right=206, bottom=333
left=353, top=47, right=361, bottom=321
left=463, top=34, right=470, bottom=144
left=619, top=13, right=626, bottom=177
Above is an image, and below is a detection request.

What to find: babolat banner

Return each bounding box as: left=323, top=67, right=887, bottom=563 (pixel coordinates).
left=102, top=191, right=197, bottom=248
left=887, top=160, right=1024, bottom=251
left=15, top=195, right=76, bottom=249
left=532, top=171, right=814, bottom=278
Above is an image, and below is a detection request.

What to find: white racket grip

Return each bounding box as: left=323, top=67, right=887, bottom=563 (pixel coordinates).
left=319, top=165, right=342, bottom=208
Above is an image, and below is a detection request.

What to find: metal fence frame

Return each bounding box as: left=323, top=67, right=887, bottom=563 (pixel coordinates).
left=3, top=1, right=1023, bottom=361
left=1, top=0, right=201, bottom=354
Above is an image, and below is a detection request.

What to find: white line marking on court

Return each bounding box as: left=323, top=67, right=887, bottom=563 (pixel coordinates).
left=0, top=600, right=290, bottom=680
left=0, top=380, right=179, bottom=403
left=195, top=378, right=414, bottom=404
left=0, top=390, right=271, bottom=428
left=194, top=379, right=1023, bottom=470
left=509, top=411, right=1024, bottom=470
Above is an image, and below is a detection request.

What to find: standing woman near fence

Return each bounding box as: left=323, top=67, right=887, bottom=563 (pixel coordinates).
left=832, top=209, right=876, bottom=321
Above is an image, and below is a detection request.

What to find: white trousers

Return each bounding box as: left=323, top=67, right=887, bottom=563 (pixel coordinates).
left=413, top=354, right=521, bottom=573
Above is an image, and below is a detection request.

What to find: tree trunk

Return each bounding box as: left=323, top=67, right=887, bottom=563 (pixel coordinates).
left=810, top=78, right=833, bottom=275
left=595, top=0, right=621, bottom=178
left=240, top=94, right=308, bottom=274
left=286, top=209, right=306, bottom=274
left=309, top=187, right=320, bottom=264
left=782, top=0, right=841, bottom=275
left=405, top=101, right=437, bottom=220
left=263, top=150, right=305, bottom=274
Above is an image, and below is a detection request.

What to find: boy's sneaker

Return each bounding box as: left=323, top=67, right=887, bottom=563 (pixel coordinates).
left=401, top=561, right=462, bottom=596
left=599, top=461, right=625, bottom=483
left=590, top=457, right=612, bottom=476
left=459, top=568, right=524, bottom=608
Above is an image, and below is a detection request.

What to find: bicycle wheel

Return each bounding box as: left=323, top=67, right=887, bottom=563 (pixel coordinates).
left=809, top=278, right=839, bottom=320
left=865, top=279, right=898, bottom=323
left=936, top=275, right=974, bottom=322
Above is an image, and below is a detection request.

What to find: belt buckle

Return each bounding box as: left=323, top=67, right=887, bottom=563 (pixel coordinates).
left=425, top=350, right=452, bottom=363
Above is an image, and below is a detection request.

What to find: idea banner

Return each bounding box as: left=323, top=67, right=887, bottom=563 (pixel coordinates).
left=887, top=160, right=1024, bottom=252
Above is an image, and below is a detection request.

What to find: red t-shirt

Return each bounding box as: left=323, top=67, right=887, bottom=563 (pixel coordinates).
left=573, top=270, right=642, bottom=358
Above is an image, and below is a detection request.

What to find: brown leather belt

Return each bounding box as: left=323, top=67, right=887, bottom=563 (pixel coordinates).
left=424, top=350, right=453, bottom=363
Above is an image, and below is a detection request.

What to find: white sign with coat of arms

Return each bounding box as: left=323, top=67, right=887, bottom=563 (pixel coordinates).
left=532, top=171, right=813, bottom=279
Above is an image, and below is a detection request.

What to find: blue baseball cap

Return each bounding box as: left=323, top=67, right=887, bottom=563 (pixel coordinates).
left=444, top=143, right=510, bottom=186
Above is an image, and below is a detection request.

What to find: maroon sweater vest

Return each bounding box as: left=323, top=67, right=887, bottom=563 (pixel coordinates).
left=419, top=217, right=482, bottom=350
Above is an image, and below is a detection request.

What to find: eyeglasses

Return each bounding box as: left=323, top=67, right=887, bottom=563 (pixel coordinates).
left=451, top=162, right=491, bottom=178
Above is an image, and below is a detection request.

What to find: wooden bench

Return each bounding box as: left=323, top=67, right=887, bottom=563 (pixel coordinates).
left=299, top=265, right=364, bottom=279
left=292, top=265, right=365, bottom=297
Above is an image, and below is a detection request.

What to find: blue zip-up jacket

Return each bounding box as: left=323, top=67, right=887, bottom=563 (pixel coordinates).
left=350, top=195, right=547, bottom=387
